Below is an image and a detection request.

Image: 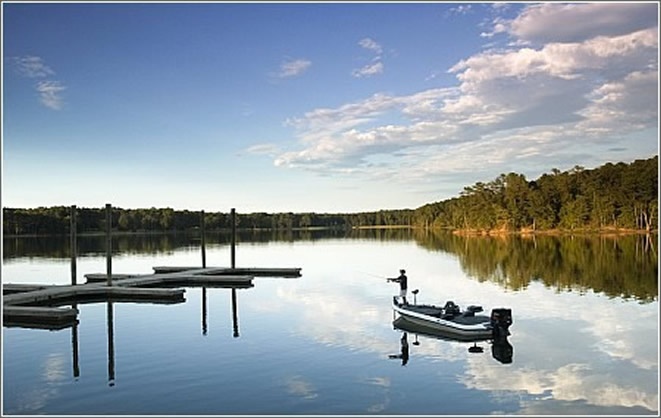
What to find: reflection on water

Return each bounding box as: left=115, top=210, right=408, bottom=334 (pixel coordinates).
left=413, top=230, right=658, bottom=302
left=388, top=332, right=410, bottom=366
left=2, top=231, right=658, bottom=415
left=50, top=286, right=247, bottom=385
left=391, top=316, right=514, bottom=365
left=2, top=229, right=411, bottom=260
left=4, top=230, right=656, bottom=302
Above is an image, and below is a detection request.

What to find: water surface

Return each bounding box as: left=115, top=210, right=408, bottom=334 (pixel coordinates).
left=2, top=231, right=658, bottom=415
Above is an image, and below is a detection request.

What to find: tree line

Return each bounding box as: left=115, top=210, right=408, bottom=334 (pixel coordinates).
left=2, top=155, right=657, bottom=236
left=1, top=206, right=415, bottom=236
left=412, top=155, right=658, bottom=233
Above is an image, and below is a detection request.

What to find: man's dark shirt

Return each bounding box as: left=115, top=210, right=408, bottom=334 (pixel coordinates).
left=398, top=273, right=407, bottom=290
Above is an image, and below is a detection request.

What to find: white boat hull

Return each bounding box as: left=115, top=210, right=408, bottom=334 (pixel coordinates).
left=392, top=299, right=495, bottom=339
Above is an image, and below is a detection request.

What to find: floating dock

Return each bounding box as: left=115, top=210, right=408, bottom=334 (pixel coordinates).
left=3, top=284, right=60, bottom=295
left=151, top=266, right=302, bottom=277
left=3, top=305, right=79, bottom=330
left=3, top=285, right=185, bottom=306
left=3, top=265, right=300, bottom=328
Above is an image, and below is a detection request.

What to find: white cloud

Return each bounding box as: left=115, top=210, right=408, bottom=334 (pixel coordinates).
left=11, top=55, right=55, bottom=78
left=35, top=80, right=66, bottom=110
left=446, top=4, right=472, bottom=16
left=274, top=3, right=658, bottom=189
left=352, top=61, right=384, bottom=78
left=277, top=58, right=311, bottom=78
left=506, top=3, right=658, bottom=44
left=577, top=70, right=658, bottom=133
left=10, top=55, right=66, bottom=110
left=353, top=37, right=385, bottom=78
left=243, top=143, right=281, bottom=157
left=358, top=37, right=383, bottom=55
left=449, top=28, right=658, bottom=83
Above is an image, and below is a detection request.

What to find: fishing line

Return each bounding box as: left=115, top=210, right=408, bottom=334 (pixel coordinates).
left=357, top=270, right=389, bottom=280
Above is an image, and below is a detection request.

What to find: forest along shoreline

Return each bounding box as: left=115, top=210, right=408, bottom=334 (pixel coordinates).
left=3, top=155, right=658, bottom=237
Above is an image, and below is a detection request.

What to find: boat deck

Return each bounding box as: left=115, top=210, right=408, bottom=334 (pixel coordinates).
left=396, top=303, right=491, bottom=325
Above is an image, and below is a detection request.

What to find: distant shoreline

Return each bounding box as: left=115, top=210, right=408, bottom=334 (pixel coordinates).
left=2, top=225, right=656, bottom=239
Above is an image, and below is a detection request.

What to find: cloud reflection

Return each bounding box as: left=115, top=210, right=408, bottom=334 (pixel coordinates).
left=284, top=374, right=318, bottom=400
left=9, top=353, right=67, bottom=413
left=255, top=240, right=658, bottom=414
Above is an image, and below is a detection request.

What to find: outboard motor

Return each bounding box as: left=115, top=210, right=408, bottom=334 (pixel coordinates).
left=490, top=308, right=513, bottom=338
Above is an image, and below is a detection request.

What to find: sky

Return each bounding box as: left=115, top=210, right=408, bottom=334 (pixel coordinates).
left=2, top=1, right=659, bottom=214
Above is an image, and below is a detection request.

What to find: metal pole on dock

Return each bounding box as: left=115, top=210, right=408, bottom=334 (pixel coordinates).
left=70, top=205, right=77, bottom=286
left=200, top=210, right=206, bottom=268
left=231, top=208, right=236, bottom=269
left=106, top=204, right=112, bottom=286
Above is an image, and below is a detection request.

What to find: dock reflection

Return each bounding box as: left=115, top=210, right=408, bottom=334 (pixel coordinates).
left=35, top=284, right=251, bottom=384
left=107, top=301, right=115, bottom=387
left=71, top=303, right=80, bottom=379
left=391, top=316, right=513, bottom=365
left=200, top=284, right=248, bottom=337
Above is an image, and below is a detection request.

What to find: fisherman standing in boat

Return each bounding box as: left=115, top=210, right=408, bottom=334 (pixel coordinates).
left=387, top=269, right=408, bottom=305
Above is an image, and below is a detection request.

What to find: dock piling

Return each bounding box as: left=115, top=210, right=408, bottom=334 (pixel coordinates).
left=201, top=210, right=206, bottom=268
left=106, top=203, right=112, bottom=287
left=4, top=201, right=302, bottom=329
left=231, top=208, right=236, bottom=269
left=70, top=205, right=77, bottom=286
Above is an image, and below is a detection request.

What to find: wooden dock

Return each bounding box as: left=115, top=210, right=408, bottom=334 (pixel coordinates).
left=3, top=265, right=300, bottom=328
left=84, top=272, right=255, bottom=285
left=3, top=284, right=186, bottom=306
left=3, top=284, right=60, bottom=295
left=3, top=306, right=79, bottom=330
left=152, top=266, right=302, bottom=277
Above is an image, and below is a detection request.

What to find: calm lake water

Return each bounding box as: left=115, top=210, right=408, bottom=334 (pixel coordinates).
left=2, top=230, right=658, bottom=415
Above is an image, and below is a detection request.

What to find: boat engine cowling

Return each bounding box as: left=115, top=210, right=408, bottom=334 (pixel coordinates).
left=490, top=308, right=513, bottom=337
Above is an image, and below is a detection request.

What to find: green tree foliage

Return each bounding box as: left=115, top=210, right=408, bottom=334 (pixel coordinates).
left=412, top=155, right=658, bottom=232
left=2, top=156, right=657, bottom=235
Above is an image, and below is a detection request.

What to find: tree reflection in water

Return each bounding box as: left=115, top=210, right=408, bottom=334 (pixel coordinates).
left=413, top=230, right=658, bottom=302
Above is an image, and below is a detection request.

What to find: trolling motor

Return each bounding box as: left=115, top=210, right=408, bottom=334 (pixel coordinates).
left=490, top=308, right=513, bottom=338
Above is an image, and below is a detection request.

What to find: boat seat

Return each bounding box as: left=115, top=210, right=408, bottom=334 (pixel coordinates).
left=464, top=305, right=483, bottom=317
left=443, top=301, right=461, bottom=315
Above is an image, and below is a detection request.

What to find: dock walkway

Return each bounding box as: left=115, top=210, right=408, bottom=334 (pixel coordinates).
left=3, top=266, right=301, bottom=329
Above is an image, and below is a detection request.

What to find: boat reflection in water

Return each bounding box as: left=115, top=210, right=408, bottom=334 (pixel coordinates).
left=391, top=316, right=513, bottom=365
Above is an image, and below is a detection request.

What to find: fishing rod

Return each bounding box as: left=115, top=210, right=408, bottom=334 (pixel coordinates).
left=358, top=271, right=392, bottom=281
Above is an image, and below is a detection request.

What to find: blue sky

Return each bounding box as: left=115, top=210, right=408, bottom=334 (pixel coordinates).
left=2, top=2, right=659, bottom=213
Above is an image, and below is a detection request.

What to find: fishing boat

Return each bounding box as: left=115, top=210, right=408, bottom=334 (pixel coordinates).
left=391, top=293, right=512, bottom=339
